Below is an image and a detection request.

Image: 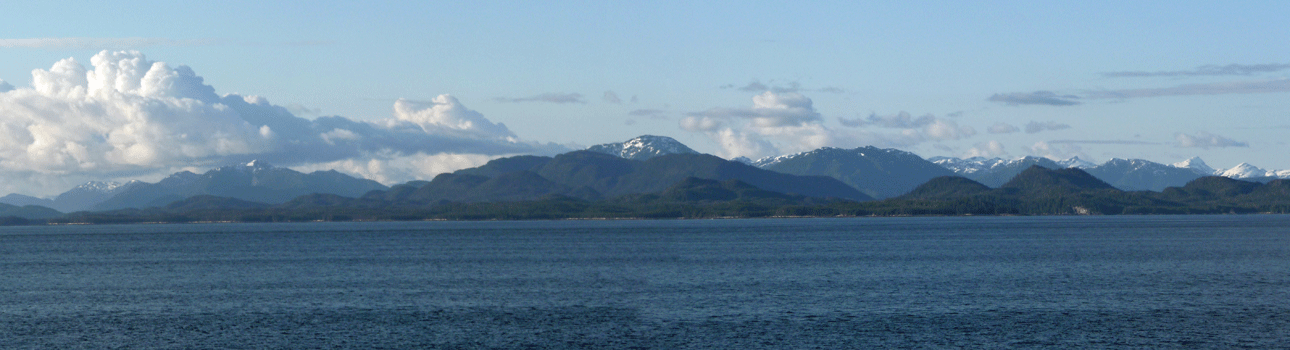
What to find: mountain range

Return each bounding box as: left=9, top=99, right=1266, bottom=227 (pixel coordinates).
left=338, top=149, right=871, bottom=208
left=51, top=164, right=1290, bottom=224
left=0, top=160, right=386, bottom=213
left=751, top=146, right=954, bottom=199
left=6, top=134, right=1290, bottom=220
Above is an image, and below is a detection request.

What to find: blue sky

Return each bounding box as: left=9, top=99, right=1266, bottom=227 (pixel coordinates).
left=1, top=1, right=1288, bottom=195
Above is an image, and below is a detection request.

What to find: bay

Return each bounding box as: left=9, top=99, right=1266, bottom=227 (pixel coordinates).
left=2, top=216, right=1289, bottom=348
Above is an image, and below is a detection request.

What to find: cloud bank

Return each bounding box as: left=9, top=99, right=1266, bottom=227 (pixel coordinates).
left=723, top=80, right=845, bottom=94
left=987, top=91, right=1080, bottom=106
left=1084, top=79, right=1290, bottom=99
left=1104, top=63, right=1290, bottom=77
left=683, top=92, right=975, bottom=159
left=1175, top=131, right=1248, bottom=149
left=964, top=140, right=1008, bottom=158
left=494, top=93, right=587, bottom=104
left=1024, top=121, right=1072, bottom=134
left=987, top=122, right=1019, bottom=134
left=0, top=51, right=565, bottom=195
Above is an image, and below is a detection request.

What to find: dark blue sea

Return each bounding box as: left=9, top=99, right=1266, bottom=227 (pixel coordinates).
left=3, top=216, right=1289, bottom=349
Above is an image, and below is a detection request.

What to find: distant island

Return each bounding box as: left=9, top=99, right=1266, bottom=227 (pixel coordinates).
left=2, top=135, right=1289, bottom=225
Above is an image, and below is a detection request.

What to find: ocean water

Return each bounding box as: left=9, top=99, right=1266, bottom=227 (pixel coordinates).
left=2, top=216, right=1289, bottom=348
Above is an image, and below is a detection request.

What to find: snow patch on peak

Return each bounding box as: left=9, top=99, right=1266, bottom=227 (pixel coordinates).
left=216, top=160, right=275, bottom=172
left=1220, top=163, right=1271, bottom=179
left=1172, top=157, right=1217, bottom=176
left=73, top=181, right=129, bottom=193
left=752, top=146, right=915, bottom=168
left=932, top=156, right=1063, bottom=175
left=1057, top=157, right=1096, bottom=169
left=586, top=135, right=698, bottom=160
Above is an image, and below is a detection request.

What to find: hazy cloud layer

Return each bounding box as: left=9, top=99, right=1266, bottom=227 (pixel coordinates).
left=839, top=112, right=976, bottom=141
left=628, top=109, right=667, bottom=118
left=723, top=80, right=845, bottom=94
left=494, top=93, right=587, bottom=104
left=1027, top=141, right=1089, bottom=162
left=691, top=91, right=822, bottom=128
left=1046, top=139, right=1159, bottom=145
left=987, top=91, right=1080, bottom=106
left=0, top=79, right=13, bottom=92
left=1084, top=79, right=1290, bottom=99
left=988, top=122, right=1019, bottom=134
left=682, top=92, right=829, bottom=158
left=0, top=51, right=566, bottom=195
left=685, top=92, right=975, bottom=159
left=1104, top=63, right=1290, bottom=77
left=602, top=91, right=622, bottom=104
left=1025, top=121, right=1072, bottom=134
left=1176, top=131, right=1248, bottom=149
left=292, top=152, right=498, bottom=186
left=839, top=112, right=935, bottom=128
left=964, top=140, right=1007, bottom=158
left=0, top=37, right=220, bottom=49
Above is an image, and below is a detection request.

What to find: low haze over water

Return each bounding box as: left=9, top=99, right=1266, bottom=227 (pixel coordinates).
left=4, top=216, right=1289, bottom=348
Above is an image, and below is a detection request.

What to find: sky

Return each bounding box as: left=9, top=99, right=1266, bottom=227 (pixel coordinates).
left=1, top=1, right=1288, bottom=196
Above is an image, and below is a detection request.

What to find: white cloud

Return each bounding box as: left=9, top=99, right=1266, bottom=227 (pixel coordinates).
left=691, top=91, right=822, bottom=128
left=1175, top=131, right=1248, bottom=149
left=0, top=52, right=267, bottom=174
left=837, top=112, right=975, bottom=141
left=291, top=152, right=499, bottom=186
left=679, top=116, right=724, bottom=132
left=922, top=119, right=976, bottom=141
left=1026, top=141, right=1089, bottom=161
left=392, top=96, right=516, bottom=141
left=964, top=140, right=1008, bottom=158
left=0, top=50, right=567, bottom=196
left=683, top=92, right=977, bottom=159
left=684, top=92, right=831, bottom=158
left=839, top=111, right=935, bottom=128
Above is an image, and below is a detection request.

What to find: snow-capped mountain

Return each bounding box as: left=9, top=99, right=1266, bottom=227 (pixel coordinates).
left=1218, top=163, right=1290, bottom=180
left=753, top=146, right=953, bottom=199
left=1172, top=157, right=1217, bottom=176
left=48, top=180, right=145, bottom=212
left=92, top=161, right=388, bottom=211
left=934, top=156, right=1216, bottom=191
left=930, top=156, right=1063, bottom=187
left=1056, top=157, right=1097, bottom=169
left=1083, top=158, right=1202, bottom=191
left=586, top=135, right=699, bottom=160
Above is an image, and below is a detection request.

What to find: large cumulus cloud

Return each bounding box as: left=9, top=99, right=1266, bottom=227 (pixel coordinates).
left=0, top=51, right=564, bottom=195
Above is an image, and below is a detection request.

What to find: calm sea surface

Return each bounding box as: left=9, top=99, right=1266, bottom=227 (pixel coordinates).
left=2, top=216, right=1289, bottom=348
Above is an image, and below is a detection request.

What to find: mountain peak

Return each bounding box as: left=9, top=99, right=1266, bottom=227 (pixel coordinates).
left=1172, top=156, right=1216, bottom=176
left=1057, top=156, right=1096, bottom=169
left=73, top=181, right=131, bottom=193
left=1001, top=166, right=1116, bottom=194
left=1220, top=163, right=1270, bottom=179
left=586, top=135, right=698, bottom=160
